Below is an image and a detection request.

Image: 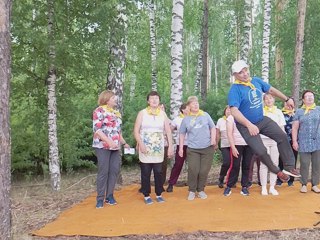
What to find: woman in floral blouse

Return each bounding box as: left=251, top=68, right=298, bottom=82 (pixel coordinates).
left=134, top=91, right=173, bottom=204
left=92, top=90, right=130, bottom=208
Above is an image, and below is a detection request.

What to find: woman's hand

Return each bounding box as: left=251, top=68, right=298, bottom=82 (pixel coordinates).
left=167, top=146, right=174, bottom=159
left=139, top=143, right=147, bottom=153
left=231, top=146, right=239, bottom=158
left=123, top=143, right=130, bottom=149
left=292, top=141, right=299, bottom=152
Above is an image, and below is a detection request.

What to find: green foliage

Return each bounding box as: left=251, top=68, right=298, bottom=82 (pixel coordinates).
left=10, top=0, right=320, bottom=177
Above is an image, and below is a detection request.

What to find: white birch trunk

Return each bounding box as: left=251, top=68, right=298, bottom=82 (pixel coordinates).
left=170, top=0, right=184, bottom=120
left=261, top=0, right=272, bottom=83
left=148, top=0, right=157, bottom=91
left=107, top=3, right=128, bottom=112
left=240, top=0, right=253, bottom=63
left=47, top=0, right=60, bottom=191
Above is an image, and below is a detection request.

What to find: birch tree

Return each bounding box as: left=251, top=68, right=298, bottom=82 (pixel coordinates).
left=261, top=0, right=272, bottom=82
left=170, top=0, right=184, bottom=120
left=107, top=2, right=128, bottom=112
left=47, top=0, right=60, bottom=191
left=240, top=0, right=253, bottom=63
left=200, top=0, right=209, bottom=100
left=292, top=0, right=307, bottom=103
left=0, top=1, right=12, bottom=238
left=148, top=0, right=158, bottom=91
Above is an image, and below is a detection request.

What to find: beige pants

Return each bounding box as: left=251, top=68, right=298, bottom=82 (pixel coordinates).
left=260, top=139, right=279, bottom=187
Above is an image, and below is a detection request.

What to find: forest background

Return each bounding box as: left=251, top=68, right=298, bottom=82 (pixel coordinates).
left=9, top=0, right=319, bottom=182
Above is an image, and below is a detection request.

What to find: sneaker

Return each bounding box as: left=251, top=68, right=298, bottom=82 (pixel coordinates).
left=288, top=181, right=294, bottom=187
left=166, top=184, right=173, bottom=192
left=96, top=199, right=104, bottom=209
left=269, top=187, right=279, bottom=196
left=223, top=187, right=232, bottom=196
left=283, top=169, right=301, bottom=178
left=241, top=187, right=250, bottom=196
left=105, top=194, right=117, bottom=205
left=218, top=181, right=224, bottom=188
left=144, top=197, right=153, bottom=205
left=156, top=196, right=165, bottom=203
left=277, top=171, right=289, bottom=183
left=276, top=179, right=283, bottom=186
left=300, top=185, right=307, bottom=193
left=261, top=186, right=268, bottom=196
left=187, top=191, right=196, bottom=201
left=197, top=191, right=207, bottom=199
left=311, top=185, right=320, bottom=193
left=247, top=182, right=253, bottom=188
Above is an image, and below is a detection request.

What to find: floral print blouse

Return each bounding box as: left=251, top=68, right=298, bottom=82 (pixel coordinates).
left=92, top=105, right=122, bottom=150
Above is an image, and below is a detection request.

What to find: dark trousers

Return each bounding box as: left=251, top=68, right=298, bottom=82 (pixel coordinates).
left=140, top=162, right=163, bottom=197
left=279, top=142, right=298, bottom=182
left=161, top=146, right=169, bottom=186
left=95, top=148, right=121, bottom=201
left=226, top=145, right=253, bottom=188
left=236, top=116, right=295, bottom=174
left=219, top=147, right=231, bottom=182
left=168, top=145, right=187, bottom=185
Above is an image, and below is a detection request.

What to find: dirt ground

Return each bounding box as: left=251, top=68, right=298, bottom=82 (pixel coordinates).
left=11, top=163, right=320, bottom=240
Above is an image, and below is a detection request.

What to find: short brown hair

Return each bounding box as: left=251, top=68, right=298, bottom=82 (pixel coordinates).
left=302, top=90, right=314, bottom=99
left=147, top=91, right=161, bottom=101
left=179, top=103, right=188, bottom=113
left=187, top=96, right=198, bottom=106
left=98, top=90, right=114, bottom=106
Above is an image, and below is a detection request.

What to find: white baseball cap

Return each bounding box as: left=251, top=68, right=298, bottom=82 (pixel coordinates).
left=231, top=60, right=248, bottom=74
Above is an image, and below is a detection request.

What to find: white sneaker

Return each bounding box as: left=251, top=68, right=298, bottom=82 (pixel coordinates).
left=187, top=191, right=196, bottom=201
left=197, top=191, right=207, bottom=199
left=269, top=187, right=279, bottom=196
left=261, top=186, right=268, bottom=196
left=300, top=185, right=307, bottom=193
left=311, top=185, right=320, bottom=193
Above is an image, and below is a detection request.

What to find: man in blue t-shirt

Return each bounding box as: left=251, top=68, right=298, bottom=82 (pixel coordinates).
left=228, top=60, right=300, bottom=183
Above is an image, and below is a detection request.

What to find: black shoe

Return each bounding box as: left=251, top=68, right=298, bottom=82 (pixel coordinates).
left=218, top=181, right=224, bottom=188
left=166, top=184, right=173, bottom=192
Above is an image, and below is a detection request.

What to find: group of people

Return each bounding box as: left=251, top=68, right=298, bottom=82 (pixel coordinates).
left=92, top=60, right=320, bottom=208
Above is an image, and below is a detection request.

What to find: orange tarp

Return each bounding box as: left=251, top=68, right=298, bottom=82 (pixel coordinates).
left=32, top=184, right=320, bottom=237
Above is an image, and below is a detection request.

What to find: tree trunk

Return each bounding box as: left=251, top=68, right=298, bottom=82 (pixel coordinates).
left=261, top=0, right=272, bottom=83
left=0, top=1, right=12, bottom=238
left=194, top=44, right=202, bottom=94
left=240, top=0, right=253, bottom=63
left=200, top=0, right=209, bottom=101
left=148, top=0, right=158, bottom=91
left=47, top=0, right=61, bottom=191
left=275, top=0, right=287, bottom=82
left=106, top=2, right=128, bottom=113
left=170, top=0, right=184, bottom=120
left=292, top=0, right=307, bottom=104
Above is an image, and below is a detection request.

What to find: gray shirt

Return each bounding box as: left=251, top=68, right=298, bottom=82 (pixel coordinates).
left=180, top=112, right=215, bottom=149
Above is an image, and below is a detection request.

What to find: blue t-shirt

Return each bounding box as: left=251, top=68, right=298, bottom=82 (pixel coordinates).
left=228, top=77, right=271, bottom=124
